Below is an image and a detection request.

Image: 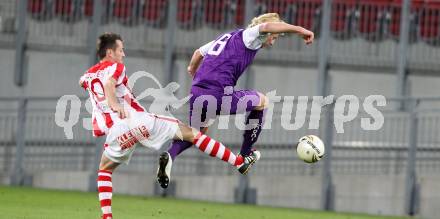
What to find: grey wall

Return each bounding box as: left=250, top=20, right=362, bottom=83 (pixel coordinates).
left=330, top=70, right=396, bottom=97
left=409, top=75, right=440, bottom=97
left=25, top=50, right=89, bottom=96
left=253, top=66, right=318, bottom=96
left=0, top=49, right=20, bottom=97
left=0, top=49, right=167, bottom=98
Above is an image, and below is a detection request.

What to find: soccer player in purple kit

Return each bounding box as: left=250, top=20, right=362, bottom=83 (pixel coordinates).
left=157, top=13, right=314, bottom=188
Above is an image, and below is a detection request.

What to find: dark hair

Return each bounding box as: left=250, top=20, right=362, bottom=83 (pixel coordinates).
left=96, top=32, right=123, bottom=59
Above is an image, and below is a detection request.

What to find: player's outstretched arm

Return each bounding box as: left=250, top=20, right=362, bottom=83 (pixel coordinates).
left=187, top=49, right=204, bottom=77
left=260, top=22, right=314, bottom=45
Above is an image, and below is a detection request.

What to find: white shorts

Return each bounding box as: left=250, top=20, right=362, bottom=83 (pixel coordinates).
left=103, top=112, right=180, bottom=164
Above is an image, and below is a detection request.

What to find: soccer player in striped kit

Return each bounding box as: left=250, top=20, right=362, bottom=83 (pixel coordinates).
left=159, top=13, right=314, bottom=188
left=80, top=33, right=259, bottom=219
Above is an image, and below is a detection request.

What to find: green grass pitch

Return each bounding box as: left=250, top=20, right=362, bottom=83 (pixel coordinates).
left=0, top=186, right=413, bottom=219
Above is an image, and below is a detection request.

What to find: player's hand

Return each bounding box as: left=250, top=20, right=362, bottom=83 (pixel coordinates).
left=301, top=29, right=314, bottom=45
left=187, top=66, right=196, bottom=77
left=111, top=104, right=127, bottom=119
left=79, top=76, right=88, bottom=89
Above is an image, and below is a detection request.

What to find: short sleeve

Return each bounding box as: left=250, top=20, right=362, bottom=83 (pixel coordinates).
left=242, top=24, right=263, bottom=50
left=198, top=41, right=214, bottom=56
left=111, top=63, right=126, bottom=84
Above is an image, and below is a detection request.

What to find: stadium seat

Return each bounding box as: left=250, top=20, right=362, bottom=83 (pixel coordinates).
left=84, top=0, right=93, bottom=17
left=253, top=0, right=266, bottom=15
left=143, top=0, right=168, bottom=28
left=253, top=0, right=293, bottom=18
left=357, top=0, right=391, bottom=41
left=266, top=0, right=291, bottom=17
left=204, top=0, right=248, bottom=29
left=55, top=0, right=72, bottom=16
left=83, top=0, right=111, bottom=24
left=178, top=0, right=193, bottom=25
left=234, top=0, right=297, bottom=27
left=204, top=0, right=228, bottom=28
left=250, top=0, right=298, bottom=28
left=28, top=0, right=50, bottom=20
left=419, top=0, right=440, bottom=46
left=233, top=0, right=245, bottom=27
left=388, top=0, right=423, bottom=42
left=28, top=0, right=44, bottom=14
left=331, top=0, right=357, bottom=40
left=55, top=0, right=83, bottom=22
left=283, top=0, right=297, bottom=25
left=177, top=0, right=203, bottom=29
left=113, top=0, right=140, bottom=25
left=294, top=0, right=322, bottom=37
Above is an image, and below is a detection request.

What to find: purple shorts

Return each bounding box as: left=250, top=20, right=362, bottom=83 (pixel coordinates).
left=189, top=86, right=260, bottom=128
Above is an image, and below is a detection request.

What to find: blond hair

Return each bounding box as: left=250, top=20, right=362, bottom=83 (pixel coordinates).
left=247, top=13, right=284, bottom=28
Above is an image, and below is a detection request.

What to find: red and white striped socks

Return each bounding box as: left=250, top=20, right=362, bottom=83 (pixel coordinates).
left=95, top=134, right=241, bottom=219
left=192, top=132, right=244, bottom=166
left=97, top=170, right=113, bottom=219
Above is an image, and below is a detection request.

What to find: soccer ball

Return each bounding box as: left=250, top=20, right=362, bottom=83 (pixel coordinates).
left=296, top=135, right=325, bottom=163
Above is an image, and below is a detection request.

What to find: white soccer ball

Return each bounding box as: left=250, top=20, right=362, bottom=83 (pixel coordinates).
left=296, top=135, right=325, bottom=163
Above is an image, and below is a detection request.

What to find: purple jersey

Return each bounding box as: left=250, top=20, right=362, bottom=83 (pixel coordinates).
left=192, top=29, right=259, bottom=92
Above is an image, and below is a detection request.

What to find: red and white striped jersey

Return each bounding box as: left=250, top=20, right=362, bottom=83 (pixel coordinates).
left=79, top=61, right=145, bottom=137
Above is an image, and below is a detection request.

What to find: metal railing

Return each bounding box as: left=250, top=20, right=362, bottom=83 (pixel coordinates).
left=1, top=96, right=440, bottom=173
left=0, top=0, right=16, bottom=45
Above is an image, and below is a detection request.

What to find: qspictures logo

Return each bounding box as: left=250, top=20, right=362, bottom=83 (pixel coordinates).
left=55, top=71, right=386, bottom=139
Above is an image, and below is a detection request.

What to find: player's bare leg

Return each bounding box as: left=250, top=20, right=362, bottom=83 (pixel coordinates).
left=166, top=126, right=209, bottom=161
left=97, top=153, right=120, bottom=219
left=157, top=124, right=260, bottom=188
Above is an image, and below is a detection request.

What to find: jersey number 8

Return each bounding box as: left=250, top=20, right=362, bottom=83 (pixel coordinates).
left=208, top=34, right=232, bottom=56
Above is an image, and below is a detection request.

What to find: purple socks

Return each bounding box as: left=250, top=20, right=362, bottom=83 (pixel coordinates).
left=240, top=109, right=265, bottom=156
left=168, top=109, right=266, bottom=160
left=167, top=140, right=192, bottom=160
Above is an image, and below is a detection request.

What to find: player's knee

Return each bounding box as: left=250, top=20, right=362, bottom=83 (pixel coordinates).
left=99, top=155, right=119, bottom=171
left=200, top=127, right=209, bottom=134
left=255, top=93, right=268, bottom=111
left=177, top=124, right=200, bottom=142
